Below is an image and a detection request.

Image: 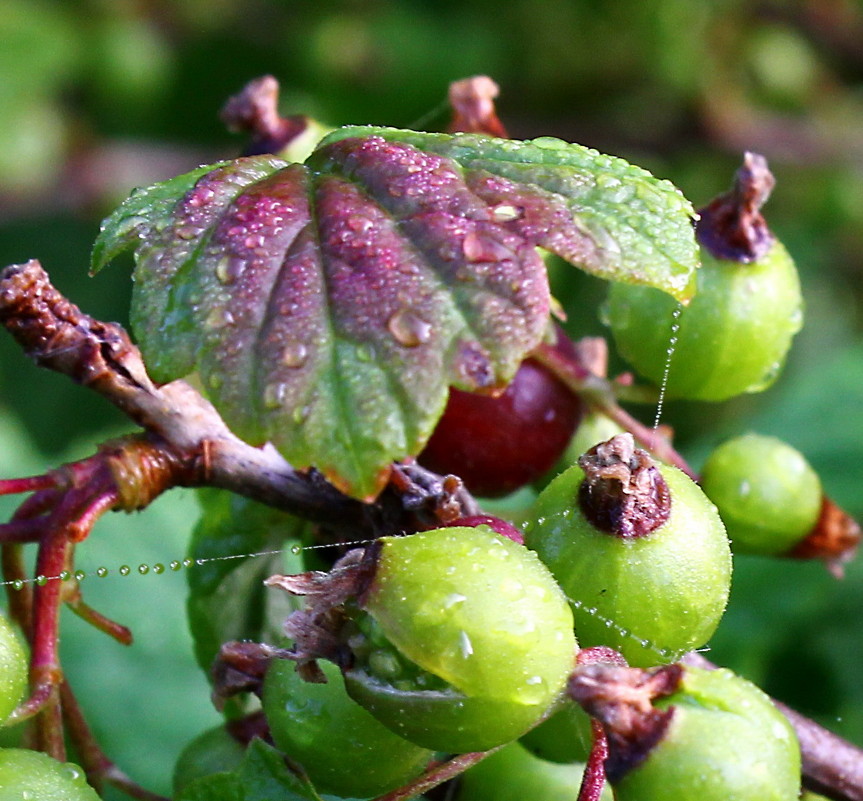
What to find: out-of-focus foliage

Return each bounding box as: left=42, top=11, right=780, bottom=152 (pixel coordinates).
left=0, top=0, right=861, bottom=794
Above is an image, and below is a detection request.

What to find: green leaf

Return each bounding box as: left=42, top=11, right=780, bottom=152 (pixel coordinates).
left=92, top=127, right=697, bottom=498
left=186, top=489, right=306, bottom=674
left=317, top=126, right=698, bottom=300
left=176, top=740, right=320, bottom=801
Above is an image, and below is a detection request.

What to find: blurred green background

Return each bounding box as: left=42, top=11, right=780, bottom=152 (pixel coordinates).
left=0, top=0, right=862, bottom=795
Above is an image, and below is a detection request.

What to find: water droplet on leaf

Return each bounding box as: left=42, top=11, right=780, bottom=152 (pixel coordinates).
left=281, top=342, right=309, bottom=368
left=387, top=309, right=432, bottom=347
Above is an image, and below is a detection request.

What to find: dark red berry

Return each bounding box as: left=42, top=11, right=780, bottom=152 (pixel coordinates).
left=419, top=359, right=583, bottom=497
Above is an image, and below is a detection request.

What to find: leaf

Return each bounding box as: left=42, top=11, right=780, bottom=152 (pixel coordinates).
left=176, top=740, right=321, bottom=801
left=186, top=489, right=307, bottom=674
left=92, top=127, right=698, bottom=498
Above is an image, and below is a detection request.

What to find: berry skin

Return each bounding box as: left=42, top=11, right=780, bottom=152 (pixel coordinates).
left=700, top=433, right=822, bottom=556
left=0, top=611, right=27, bottom=725
left=419, top=358, right=583, bottom=497
left=576, top=665, right=801, bottom=801
left=263, top=656, right=434, bottom=797
left=343, top=525, right=577, bottom=752
left=605, top=239, right=802, bottom=401
left=526, top=435, right=731, bottom=667
left=605, top=153, right=802, bottom=402
left=0, top=748, right=100, bottom=800
left=456, top=740, right=613, bottom=801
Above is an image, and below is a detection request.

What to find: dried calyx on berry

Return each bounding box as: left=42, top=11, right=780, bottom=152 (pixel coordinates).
left=606, top=152, right=803, bottom=402
left=264, top=524, right=577, bottom=753
left=576, top=433, right=671, bottom=539
left=569, top=662, right=801, bottom=801
left=526, top=433, right=731, bottom=667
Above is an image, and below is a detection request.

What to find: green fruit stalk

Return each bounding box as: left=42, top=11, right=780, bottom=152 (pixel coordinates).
left=606, top=153, right=803, bottom=402
left=526, top=434, right=731, bottom=666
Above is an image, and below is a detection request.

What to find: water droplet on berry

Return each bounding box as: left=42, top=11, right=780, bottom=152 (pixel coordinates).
left=387, top=309, right=432, bottom=348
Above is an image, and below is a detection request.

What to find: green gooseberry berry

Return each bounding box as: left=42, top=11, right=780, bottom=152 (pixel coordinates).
left=263, top=655, right=435, bottom=797
left=575, top=664, right=801, bottom=801
left=605, top=154, right=803, bottom=402
left=0, top=610, right=27, bottom=725
left=526, top=434, right=731, bottom=667
left=456, top=740, right=613, bottom=801
left=344, top=525, right=577, bottom=753
left=700, top=433, right=821, bottom=556
left=0, top=748, right=100, bottom=800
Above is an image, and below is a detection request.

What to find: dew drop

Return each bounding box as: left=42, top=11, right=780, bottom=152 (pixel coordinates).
left=458, top=630, right=474, bottom=658
left=75, top=570, right=86, bottom=581
left=653, top=304, right=682, bottom=430
left=263, top=382, right=288, bottom=409
left=63, top=763, right=83, bottom=782
left=195, top=558, right=206, bottom=566
left=138, top=564, right=149, bottom=575
left=96, top=567, right=108, bottom=578
left=490, top=204, right=521, bottom=222
left=119, top=565, right=131, bottom=577
left=153, top=563, right=165, bottom=574
left=176, top=226, right=199, bottom=241
left=169, top=561, right=182, bottom=571
left=387, top=309, right=432, bottom=348
left=205, top=307, right=235, bottom=329
left=183, top=558, right=194, bottom=568
left=290, top=544, right=302, bottom=555
left=281, top=342, right=309, bottom=369
left=12, top=579, right=24, bottom=591
left=292, top=405, right=310, bottom=424
left=35, top=575, right=47, bottom=586
left=59, top=570, right=71, bottom=581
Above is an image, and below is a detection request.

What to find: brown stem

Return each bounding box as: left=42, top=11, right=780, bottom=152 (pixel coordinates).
left=531, top=339, right=697, bottom=478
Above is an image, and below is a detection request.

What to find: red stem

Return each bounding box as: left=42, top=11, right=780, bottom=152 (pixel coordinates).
left=0, top=474, right=58, bottom=496
left=577, top=720, right=610, bottom=801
